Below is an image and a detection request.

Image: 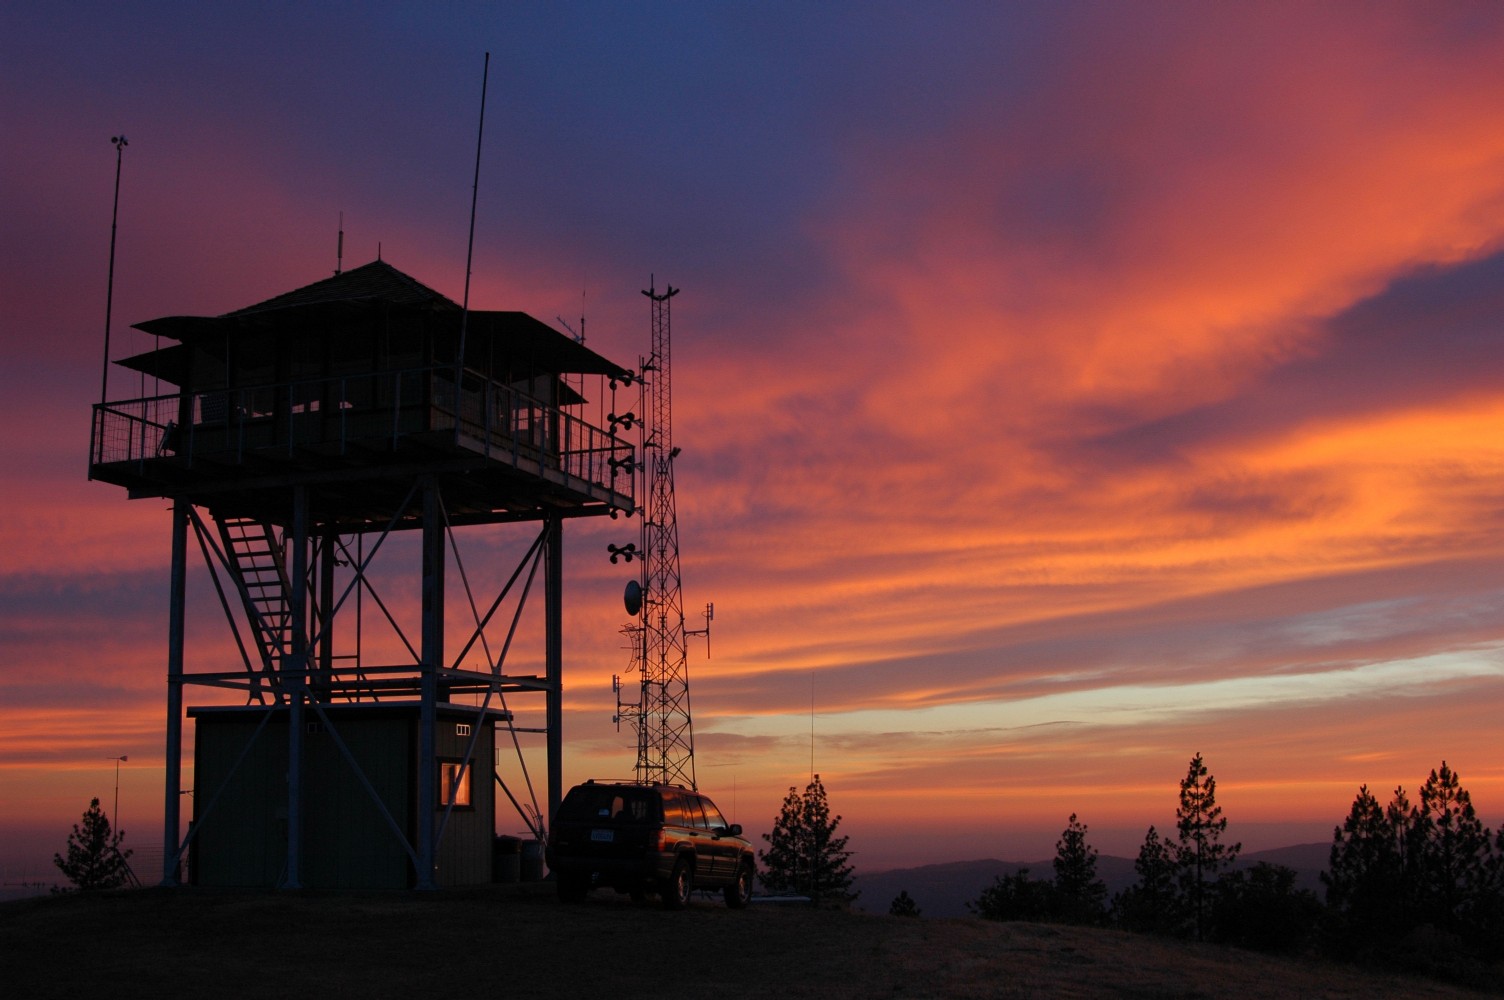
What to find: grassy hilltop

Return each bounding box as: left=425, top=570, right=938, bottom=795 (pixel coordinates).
left=0, top=885, right=1489, bottom=999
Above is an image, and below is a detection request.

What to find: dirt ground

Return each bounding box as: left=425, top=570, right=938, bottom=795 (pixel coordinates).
left=0, top=884, right=1493, bottom=999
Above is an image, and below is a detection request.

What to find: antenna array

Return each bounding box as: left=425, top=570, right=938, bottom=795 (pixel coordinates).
left=613, top=281, right=712, bottom=788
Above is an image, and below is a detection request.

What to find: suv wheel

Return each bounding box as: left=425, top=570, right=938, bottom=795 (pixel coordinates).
left=663, top=858, right=693, bottom=910
left=724, top=861, right=753, bottom=909
left=556, top=872, right=589, bottom=904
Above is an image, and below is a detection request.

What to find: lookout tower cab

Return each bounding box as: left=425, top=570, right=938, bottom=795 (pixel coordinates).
left=89, top=260, right=635, bottom=889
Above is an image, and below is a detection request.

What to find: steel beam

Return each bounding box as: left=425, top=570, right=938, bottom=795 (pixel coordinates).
left=416, top=477, right=442, bottom=889
left=545, top=514, right=563, bottom=831
left=160, top=499, right=188, bottom=886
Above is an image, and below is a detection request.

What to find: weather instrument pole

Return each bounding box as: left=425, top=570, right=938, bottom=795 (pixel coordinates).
left=100, top=135, right=127, bottom=407
left=109, top=754, right=128, bottom=831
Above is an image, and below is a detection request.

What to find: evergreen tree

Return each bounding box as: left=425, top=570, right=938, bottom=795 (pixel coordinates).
left=1323, top=783, right=1405, bottom=950
left=1112, top=824, right=1180, bottom=933
left=1052, top=813, right=1107, bottom=925
left=759, top=783, right=809, bottom=895
left=1212, top=862, right=1321, bottom=953
left=53, top=798, right=133, bottom=891
left=758, top=774, right=855, bottom=905
left=1175, top=752, right=1239, bottom=940
left=1412, top=761, right=1492, bottom=932
left=969, top=868, right=1057, bottom=922
left=1481, top=826, right=1504, bottom=954
left=888, top=889, right=921, bottom=917
left=1384, top=784, right=1420, bottom=925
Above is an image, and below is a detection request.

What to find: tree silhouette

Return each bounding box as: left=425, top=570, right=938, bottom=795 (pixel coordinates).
left=969, top=867, right=1056, bottom=922
left=758, top=774, right=855, bottom=905
left=1175, top=753, right=1239, bottom=940
left=1324, top=783, right=1407, bottom=951
left=1412, top=761, right=1492, bottom=933
left=1113, top=824, right=1180, bottom=933
left=1052, top=813, right=1107, bottom=924
left=1213, top=862, right=1321, bottom=953
left=888, top=889, right=921, bottom=917
left=53, top=798, right=133, bottom=891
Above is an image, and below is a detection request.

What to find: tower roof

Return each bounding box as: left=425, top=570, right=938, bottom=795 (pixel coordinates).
left=227, top=259, right=459, bottom=316
left=119, top=260, right=628, bottom=384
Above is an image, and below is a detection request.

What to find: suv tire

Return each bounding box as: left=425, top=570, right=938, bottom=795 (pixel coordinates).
left=663, top=857, right=693, bottom=910
left=724, top=861, right=753, bottom=909
left=556, top=871, right=589, bottom=904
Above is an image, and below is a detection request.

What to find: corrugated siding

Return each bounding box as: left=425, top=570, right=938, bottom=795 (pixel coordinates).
left=192, top=716, right=287, bottom=887
left=193, top=707, right=499, bottom=889
left=303, top=716, right=412, bottom=889
left=434, top=714, right=496, bottom=886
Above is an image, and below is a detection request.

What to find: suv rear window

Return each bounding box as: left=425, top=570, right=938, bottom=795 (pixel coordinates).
left=659, top=790, right=690, bottom=827
left=559, top=785, right=660, bottom=823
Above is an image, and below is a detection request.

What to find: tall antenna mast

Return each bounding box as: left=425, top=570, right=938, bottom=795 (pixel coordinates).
left=456, top=51, right=489, bottom=411
left=100, top=134, right=127, bottom=407
left=614, top=280, right=712, bottom=788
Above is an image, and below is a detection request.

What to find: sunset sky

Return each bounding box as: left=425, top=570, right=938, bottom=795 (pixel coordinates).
left=4, top=2, right=1504, bottom=881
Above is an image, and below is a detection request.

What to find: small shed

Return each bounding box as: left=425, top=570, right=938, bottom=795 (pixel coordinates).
left=190, top=703, right=505, bottom=888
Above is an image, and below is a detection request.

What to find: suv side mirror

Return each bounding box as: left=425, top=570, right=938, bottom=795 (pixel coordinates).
left=725, top=823, right=742, bottom=837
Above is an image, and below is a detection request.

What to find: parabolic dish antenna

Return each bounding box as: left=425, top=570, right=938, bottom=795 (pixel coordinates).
left=624, top=579, right=643, bottom=617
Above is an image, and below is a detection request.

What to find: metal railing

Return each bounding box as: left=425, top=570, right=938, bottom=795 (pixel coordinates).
left=90, top=365, right=634, bottom=501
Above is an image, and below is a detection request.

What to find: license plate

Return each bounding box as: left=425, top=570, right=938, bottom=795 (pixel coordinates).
left=591, top=829, right=614, bottom=843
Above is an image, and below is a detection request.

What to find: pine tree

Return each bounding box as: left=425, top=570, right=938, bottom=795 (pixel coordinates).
left=888, top=889, right=921, bottom=917
left=1175, top=752, right=1239, bottom=940
left=1213, top=862, right=1321, bottom=953
left=1384, top=784, right=1420, bottom=924
left=1112, top=824, right=1180, bottom=933
left=758, top=784, right=809, bottom=895
left=1412, top=761, right=1492, bottom=931
left=758, top=774, right=855, bottom=905
left=1052, top=813, right=1107, bottom=924
left=1483, top=825, right=1504, bottom=949
left=1323, top=783, right=1405, bottom=949
left=969, top=868, right=1057, bottom=922
left=53, top=798, right=133, bottom=891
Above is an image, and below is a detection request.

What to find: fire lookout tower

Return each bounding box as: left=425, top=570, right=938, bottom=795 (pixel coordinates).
left=88, top=260, right=635, bottom=889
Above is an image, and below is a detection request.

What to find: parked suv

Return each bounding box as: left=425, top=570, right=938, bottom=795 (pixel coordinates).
left=546, top=780, right=754, bottom=909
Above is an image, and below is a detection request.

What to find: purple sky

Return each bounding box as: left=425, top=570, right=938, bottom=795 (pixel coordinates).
left=4, top=2, right=1504, bottom=880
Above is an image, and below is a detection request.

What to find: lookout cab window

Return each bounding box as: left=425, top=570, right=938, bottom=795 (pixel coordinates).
left=438, top=760, right=472, bottom=808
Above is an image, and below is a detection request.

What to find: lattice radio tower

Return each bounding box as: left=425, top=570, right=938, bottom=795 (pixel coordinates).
left=613, top=280, right=712, bottom=788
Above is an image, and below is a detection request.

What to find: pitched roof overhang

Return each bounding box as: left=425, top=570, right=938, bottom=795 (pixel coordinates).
left=117, top=261, right=629, bottom=384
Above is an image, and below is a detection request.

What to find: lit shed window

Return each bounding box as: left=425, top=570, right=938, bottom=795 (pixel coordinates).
left=439, top=761, right=472, bottom=808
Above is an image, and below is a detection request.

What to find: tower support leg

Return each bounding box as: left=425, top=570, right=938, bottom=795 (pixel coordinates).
left=545, top=514, right=563, bottom=831
left=161, top=499, right=188, bottom=886
left=416, top=477, right=442, bottom=889
left=281, top=486, right=309, bottom=889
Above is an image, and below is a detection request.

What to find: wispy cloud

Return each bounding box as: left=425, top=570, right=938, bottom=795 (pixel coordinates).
left=4, top=3, right=1504, bottom=870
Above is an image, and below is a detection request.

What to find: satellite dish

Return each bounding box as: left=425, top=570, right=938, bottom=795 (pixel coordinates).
left=624, top=580, right=643, bottom=617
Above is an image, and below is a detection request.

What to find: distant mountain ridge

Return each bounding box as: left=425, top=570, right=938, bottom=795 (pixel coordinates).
left=852, top=843, right=1331, bottom=918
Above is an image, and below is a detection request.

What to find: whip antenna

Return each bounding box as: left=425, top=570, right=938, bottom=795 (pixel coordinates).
left=457, top=51, right=490, bottom=412
left=100, top=134, right=128, bottom=406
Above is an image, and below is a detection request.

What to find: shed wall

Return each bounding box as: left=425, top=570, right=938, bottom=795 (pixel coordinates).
left=191, top=707, right=495, bottom=889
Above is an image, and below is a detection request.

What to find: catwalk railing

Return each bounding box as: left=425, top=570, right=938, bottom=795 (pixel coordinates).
left=90, top=365, right=634, bottom=504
